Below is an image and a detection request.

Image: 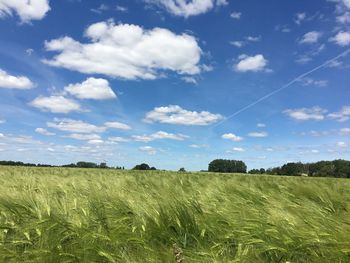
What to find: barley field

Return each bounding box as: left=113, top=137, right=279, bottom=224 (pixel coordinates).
left=0, top=166, right=349, bottom=262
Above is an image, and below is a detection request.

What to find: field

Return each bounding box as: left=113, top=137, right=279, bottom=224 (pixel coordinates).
left=0, top=167, right=350, bottom=262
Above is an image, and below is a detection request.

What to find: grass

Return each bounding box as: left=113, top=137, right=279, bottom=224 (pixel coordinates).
left=0, top=166, right=349, bottom=262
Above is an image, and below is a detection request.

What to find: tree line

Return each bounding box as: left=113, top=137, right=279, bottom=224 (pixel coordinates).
left=0, top=161, right=124, bottom=170
left=264, top=160, right=350, bottom=178
left=207, top=159, right=350, bottom=178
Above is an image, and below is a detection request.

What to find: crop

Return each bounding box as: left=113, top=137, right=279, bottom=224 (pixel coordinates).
left=0, top=166, right=349, bottom=262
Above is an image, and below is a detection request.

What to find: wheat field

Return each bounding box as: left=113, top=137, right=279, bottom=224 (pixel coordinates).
left=0, top=166, right=349, bottom=262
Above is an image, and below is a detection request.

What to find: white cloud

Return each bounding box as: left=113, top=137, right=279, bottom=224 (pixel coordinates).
left=0, top=69, right=34, bottom=89
left=299, top=31, right=322, bottom=44
left=30, top=96, right=82, bottom=113
left=295, top=12, right=306, bottom=24
left=216, top=0, right=228, bottom=6
left=88, top=139, right=104, bottom=145
left=230, top=41, right=244, bottom=48
left=0, top=119, right=5, bottom=124
left=337, top=12, right=350, bottom=23
left=139, top=146, right=157, bottom=155
left=35, top=128, right=55, bottom=136
left=64, top=78, right=117, bottom=100
left=222, top=133, right=243, bottom=142
left=234, top=54, right=268, bottom=72
left=90, top=4, right=109, bottom=14
left=145, top=0, right=227, bottom=17
left=43, top=21, right=202, bottom=80
left=246, top=36, right=261, bottom=42
left=330, top=31, right=350, bottom=46
left=339, top=128, right=350, bottom=135
left=284, top=107, right=327, bottom=121
left=181, top=76, right=198, bottom=84
left=232, top=147, right=245, bottom=152
left=230, top=12, right=241, bottom=19
left=336, top=141, right=348, bottom=148
left=116, top=5, right=128, bottom=12
left=133, top=131, right=189, bottom=142
left=328, top=106, right=350, bottom=122
left=47, top=118, right=106, bottom=134
left=108, top=136, right=130, bottom=143
left=64, top=133, right=101, bottom=141
left=189, top=144, right=208, bottom=148
left=104, top=121, right=131, bottom=130
left=257, top=123, right=266, bottom=128
left=299, top=77, right=328, bottom=87
left=0, top=0, right=50, bottom=22
left=230, top=36, right=260, bottom=48
left=248, top=132, right=268, bottom=138
left=144, top=105, right=223, bottom=125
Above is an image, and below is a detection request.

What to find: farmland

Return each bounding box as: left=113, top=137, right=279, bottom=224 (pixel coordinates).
left=0, top=166, right=350, bottom=262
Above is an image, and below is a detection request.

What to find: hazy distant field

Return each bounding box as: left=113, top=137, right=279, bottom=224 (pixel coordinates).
left=0, top=166, right=349, bottom=262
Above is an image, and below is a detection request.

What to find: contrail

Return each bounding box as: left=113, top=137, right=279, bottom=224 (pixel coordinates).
left=213, top=49, right=350, bottom=128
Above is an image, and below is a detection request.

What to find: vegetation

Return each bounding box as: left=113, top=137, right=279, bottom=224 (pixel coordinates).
left=0, top=166, right=349, bottom=262
left=265, top=159, right=350, bottom=178
left=132, top=163, right=156, bottom=170
left=208, top=159, right=247, bottom=173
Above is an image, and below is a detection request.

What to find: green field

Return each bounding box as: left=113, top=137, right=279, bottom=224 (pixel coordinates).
left=0, top=166, right=350, bottom=262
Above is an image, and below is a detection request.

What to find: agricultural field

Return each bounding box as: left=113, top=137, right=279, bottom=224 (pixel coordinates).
left=0, top=166, right=350, bottom=263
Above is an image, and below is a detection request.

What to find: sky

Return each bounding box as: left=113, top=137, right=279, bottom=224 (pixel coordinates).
left=0, top=0, right=350, bottom=171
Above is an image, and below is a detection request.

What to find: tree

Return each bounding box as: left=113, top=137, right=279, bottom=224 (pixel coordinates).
left=178, top=168, right=186, bottom=172
left=133, top=163, right=155, bottom=170
left=208, top=159, right=247, bottom=173
left=280, top=162, right=305, bottom=176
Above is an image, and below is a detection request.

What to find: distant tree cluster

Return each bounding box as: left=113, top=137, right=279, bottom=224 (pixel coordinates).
left=0, top=161, right=55, bottom=167
left=0, top=161, right=125, bottom=170
left=248, top=168, right=266, bottom=175
left=256, top=160, right=350, bottom=178
left=132, top=163, right=156, bottom=171
left=208, top=159, right=247, bottom=173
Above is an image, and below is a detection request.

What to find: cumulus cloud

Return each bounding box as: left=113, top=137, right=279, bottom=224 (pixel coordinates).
left=64, top=78, right=117, bottom=100
left=0, top=0, right=50, bottom=22
left=336, top=141, right=348, bottom=148
left=104, top=121, right=132, bottom=130
left=108, top=137, right=130, bottom=143
left=133, top=131, right=189, bottom=142
left=35, top=128, right=55, bottom=136
left=30, top=96, right=82, bottom=113
left=46, top=118, right=132, bottom=134
left=284, top=107, right=327, bottom=121
left=64, top=133, right=101, bottom=141
left=0, top=69, right=34, bottom=89
left=234, top=54, right=268, bottom=72
left=222, top=133, right=243, bottom=142
left=232, top=147, right=245, bottom=152
left=144, top=105, right=223, bottom=125
left=139, top=146, right=157, bottom=155
left=43, top=21, right=202, bottom=80
left=294, top=12, right=306, bottom=24
left=248, top=132, right=268, bottom=138
left=47, top=119, right=107, bottom=134
left=230, top=12, right=241, bottom=19
left=328, top=106, right=350, bottom=122
left=230, top=41, right=244, bottom=48
left=299, top=31, right=322, bottom=44
left=145, top=0, right=227, bottom=17
left=189, top=144, right=208, bottom=148
left=330, top=31, right=350, bottom=46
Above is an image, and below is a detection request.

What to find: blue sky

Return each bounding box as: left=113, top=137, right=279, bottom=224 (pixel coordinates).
left=0, top=0, right=350, bottom=171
